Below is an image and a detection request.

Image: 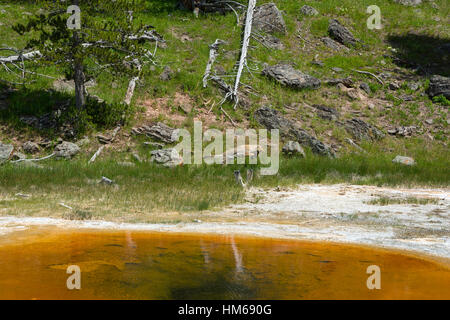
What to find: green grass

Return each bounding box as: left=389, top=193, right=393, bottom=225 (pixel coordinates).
left=366, top=196, right=440, bottom=206
left=0, top=0, right=448, bottom=222
left=0, top=145, right=448, bottom=222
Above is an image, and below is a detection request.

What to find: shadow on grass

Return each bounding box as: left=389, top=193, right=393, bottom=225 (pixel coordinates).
left=387, top=33, right=450, bottom=77
left=0, top=86, right=131, bottom=139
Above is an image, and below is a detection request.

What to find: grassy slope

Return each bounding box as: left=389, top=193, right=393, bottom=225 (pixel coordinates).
left=0, top=0, right=449, bottom=221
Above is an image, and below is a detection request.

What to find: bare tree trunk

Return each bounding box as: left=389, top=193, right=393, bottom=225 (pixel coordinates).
left=74, top=59, right=86, bottom=110
left=72, top=0, right=85, bottom=110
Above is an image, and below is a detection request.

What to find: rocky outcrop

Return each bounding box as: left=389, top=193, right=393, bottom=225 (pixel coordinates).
left=427, top=75, right=450, bottom=99
left=300, top=5, right=319, bottom=16
left=393, top=0, right=422, bottom=6
left=254, top=106, right=335, bottom=157
left=345, top=118, right=385, bottom=141
left=253, top=3, right=286, bottom=34
left=54, top=141, right=80, bottom=159
left=262, top=64, right=321, bottom=90
left=387, top=126, right=417, bottom=137
left=328, top=19, right=357, bottom=47
left=314, top=105, right=339, bottom=121
left=321, top=37, right=349, bottom=51
left=131, top=122, right=179, bottom=144
left=22, top=141, right=40, bottom=154
left=0, top=142, right=13, bottom=163
left=150, top=148, right=183, bottom=167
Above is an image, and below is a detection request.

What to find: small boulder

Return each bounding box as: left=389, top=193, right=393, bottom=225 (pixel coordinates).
left=300, top=5, right=319, bottom=16
left=345, top=118, right=385, bottom=141
left=22, top=141, right=40, bottom=154
left=132, top=122, right=179, bottom=144
left=389, top=81, right=401, bottom=90
left=54, top=141, right=80, bottom=159
left=321, top=37, right=349, bottom=51
left=150, top=148, right=183, bottom=168
left=392, top=155, right=415, bottom=166
left=262, top=64, right=321, bottom=90
left=253, top=3, right=287, bottom=34
left=427, top=75, right=450, bottom=99
left=11, top=152, right=26, bottom=161
left=160, top=66, right=174, bottom=81
left=314, top=105, right=339, bottom=121
left=393, top=0, right=422, bottom=6
left=282, top=141, right=305, bottom=157
left=0, top=143, right=14, bottom=163
left=360, top=83, right=371, bottom=95
left=328, top=19, right=357, bottom=47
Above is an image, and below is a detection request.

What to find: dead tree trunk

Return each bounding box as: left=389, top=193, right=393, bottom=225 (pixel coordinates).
left=72, top=0, right=86, bottom=111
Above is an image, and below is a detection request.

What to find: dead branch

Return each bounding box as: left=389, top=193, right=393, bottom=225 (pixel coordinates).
left=88, top=145, right=106, bottom=164
left=203, top=39, right=225, bottom=88
left=352, top=69, right=384, bottom=85
left=124, top=76, right=139, bottom=105
left=11, top=153, right=55, bottom=163
left=232, top=0, right=256, bottom=110
left=0, top=49, right=42, bottom=63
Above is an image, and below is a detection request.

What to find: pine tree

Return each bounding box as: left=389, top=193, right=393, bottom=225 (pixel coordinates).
left=13, top=0, right=156, bottom=111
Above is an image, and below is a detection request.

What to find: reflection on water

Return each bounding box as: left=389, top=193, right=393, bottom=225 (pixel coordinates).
left=0, top=227, right=449, bottom=300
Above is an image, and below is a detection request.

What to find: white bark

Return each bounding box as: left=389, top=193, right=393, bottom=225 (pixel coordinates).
left=124, top=76, right=139, bottom=105
left=232, top=0, right=256, bottom=109
left=0, top=50, right=42, bottom=63
left=203, top=39, right=225, bottom=88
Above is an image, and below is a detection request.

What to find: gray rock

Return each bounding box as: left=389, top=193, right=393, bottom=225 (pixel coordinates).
left=345, top=118, right=385, bottom=141
left=321, top=37, right=349, bottom=51
left=331, top=67, right=344, bottom=73
left=253, top=3, right=286, bottom=34
left=427, top=75, right=450, bottom=99
left=0, top=143, right=14, bottom=163
left=254, top=106, right=335, bottom=157
left=325, top=78, right=354, bottom=87
left=400, top=94, right=414, bottom=101
left=407, top=82, right=420, bottom=91
left=314, top=105, right=339, bottom=121
left=360, top=82, right=371, bottom=95
left=150, top=148, right=183, bottom=167
left=100, top=176, right=115, bottom=185
left=300, top=5, right=319, bottom=16
left=160, top=66, right=173, bottom=81
left=54, top=141, right=80, bottom=159
left=393, top=0, right=422, bottom=6
left=260, top=34, right=285, bottom=50
left=392, top=155, right=415, bottom=166
left=262, top=64, right=321, bottom=90
left=387, top=126, right=417, bottom=137
left=11, top=152, right=26, bottom=161
left=132, top=122, right=179, bottom=144
left=389, top=81, right=401, bottom=90
left=328, top=19, right=357, bottom=47
left=22, top=141, right=40, bottom=154
left=282, top=141, right=305, bottom=157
